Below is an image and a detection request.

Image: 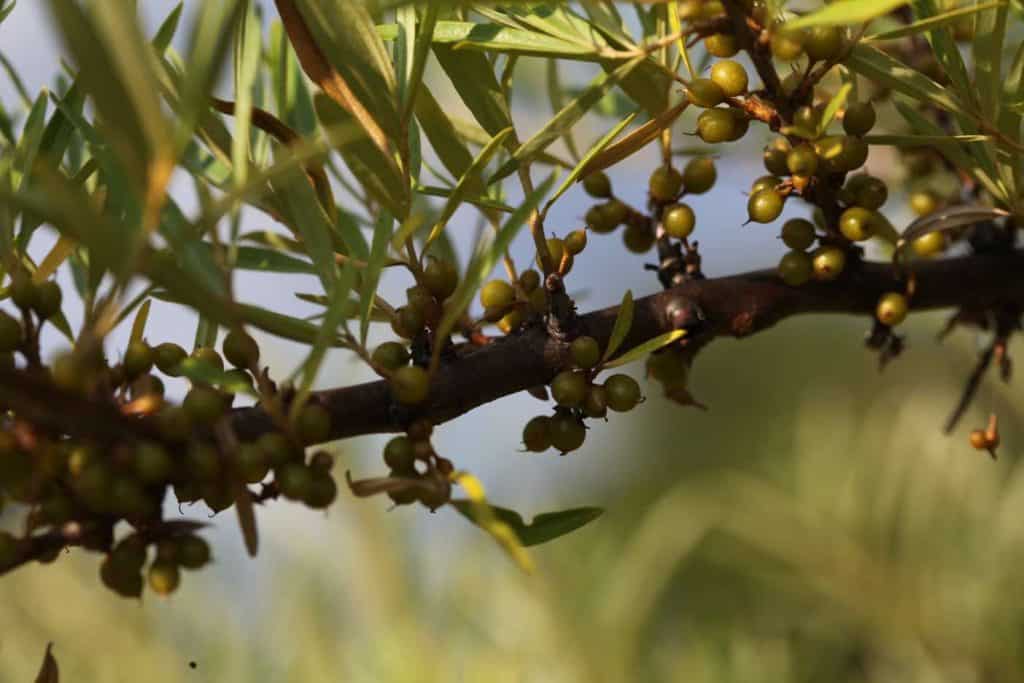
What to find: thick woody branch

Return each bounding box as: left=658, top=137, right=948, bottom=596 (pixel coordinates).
left=226, top=250, right=1024, bottom=442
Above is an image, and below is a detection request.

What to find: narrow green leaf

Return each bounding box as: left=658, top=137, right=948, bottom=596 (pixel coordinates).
left=451, top=501, right=603, bottom=547
left=909, top=0, right=972, bottom=102
left=973, top=0, right=1008, bottom=122
left=576, top=101, right=686, bottom=181
left=424, top=127, right=513, bottom=251
left=543, top=109, right=638, bottom=215
left=273, top=164, right=338, bottom=291
left=817, top=82, right=851, bottom=136
left=784, top=0, right=909, bottom=29
left=13, top=90, right=48, bottom=191
left=865, top=1, right=1004, bottom=41
left=177, top=357, right=257, bottom=396
left=603, top=329, right=686, bottom=369
left=415, top=185, right=514, bottom=213
left=545, top=59, right=581, bottom=161
left=450, top=472, right=533, bottom=572
left=231, top=1, right=262, bottom=189
left=129, top=299, right=151, bottom=344
left=297, top=264, right=356, bottom=394
left=490, top=55, right=645, bottom=184
left=361, top=211, right=392, bottom=345
left=864, top=134, right=993, bottom=145
left=152, top=3, right=184, bottom=54
left=602, top=289, right=634, bottom=362
left=413, top=85, right=476, bottom=183
left=433, top=43, right=514, bottom=141
left=268, top=19, right=317, bottom=136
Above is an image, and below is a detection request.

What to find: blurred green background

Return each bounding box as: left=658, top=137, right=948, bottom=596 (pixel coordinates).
left=3, top=311, right=1022, bottom=682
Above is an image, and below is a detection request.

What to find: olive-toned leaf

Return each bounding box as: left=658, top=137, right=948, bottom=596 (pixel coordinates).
left=415, top=185, right=514, bottom=213
left=909, top=0, right=972, bottom=101
left=401, top=4, right=439, bottom=123
left=490, top=55, right=645, bottom=184
left=13, top=90, right=47, bottom=192
left=433, top=43, right=514, bottom=142
left=864, top=134, right=993, bottom=146
left=451, top=500, right=603, bottom=547
left=577, top=101, right=686, bottom=182
left=817, top=83, right=851, bottom=136
left=603, top=329, right=686, bottom=369
left=413, top=85, right=476, bottom=182
left=898, top=205, right=1009, bottom=246
left=603, top=289, right=634, bottom=362
left=297, top=263, right=356, bottom=394
left=273, top=163, right=339, bottom=291
left=865, top=1, right=1005, bottom=41
left=361, top=211, right=392, bottom=345
left=129, top=299, right=151, bottom=345
left=784, top=0, right=909, bottom=29
left=0, top=0, right=16, bottom=26
left=451, top=472, right=533, bottom=572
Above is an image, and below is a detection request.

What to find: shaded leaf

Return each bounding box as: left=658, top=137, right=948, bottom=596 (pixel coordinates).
left=451, top=500, right=603, bottom=547
left=785, top=0, right=909, bottom=29
left=865, top=1, right=1005, bottom=41
left=602, top=289, right=634, bottom=362
left=898, top=204, right=1009, bottom=245
left=576, top=101, right=687, bottom=180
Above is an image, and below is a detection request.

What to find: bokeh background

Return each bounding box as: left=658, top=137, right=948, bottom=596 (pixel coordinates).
left=2, top=3, right=1024, bottom=681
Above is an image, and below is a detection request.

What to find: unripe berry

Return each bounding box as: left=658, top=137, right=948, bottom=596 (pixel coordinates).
left=778, top=250, right=813, bottom=286
left=583, top=384, right=609, bottom=418
left=0, top=311, right=22, bottom=352
left=763, top=140, right=791, bottom=176
left=565, top=229, right=588, bottom=255
left=781, top=218, right=816, bottom=251
left=9, top=273, right=37, bottom=310
left=296, top=403, right=331, bottom=445
left=604, top=374, right=642, bottom=412
left=153, top=342, right=187, bottom=375
left=586, top=204, right=617, bottom=234
left=747, top=189, right=784, bottom=223
left=705, top=33, right=738, bottom=58
left=393, top=305, right=425, bottom=339
left=519, top=269, right=541, bottom=293
left=570, top=336, right=601, bottom=370
left=876, top=292, right=909, bottom=326
left=222, top=330, right=259, bottom=369
left=123, top=340, right=153, bottom=379
left=391, top=365, right=430, bottom=404
left=786, top=144, right=819, bottom=177
left=384, top=436, right=416, bottom=471
left=843, top=102, right=876, bottom=136
left=710, top=60, right=748, bottom=97
left=811, top=246, right=846, bottom=281
left=582, top=171, right=612, bottom=198
left=839, top=207, right=877, bottom=242
left=258, top=432, right=297, bottom=468
left=183, top=385, right=226, bottom=424
left=276, top=463, right=314, bottom=501
left=236, top=442, right=271, bottom=484
left=683, top=157, right=716, bottom=194
left=685, top=78, right=725, bottom=108
left=623, top=223, right=656, bottom=253
left=549, top=413, right=586, bottom=453
left=601, top=199, right=629, bottom=227
left=648, top=165, right=683, bottom=202
left=33, top=281, right=62, bottom=319
left=191, top=346, right=224, bottom=371
left=423, top=257, right=458, bottom=300
left=551, top=370, right=588, bottom=408
left=522, top=415, right=552, bottom=452
left=304, top=470, right=338, bottom=509
left=186, top=442, right=221, bottom=481
left=663, top=203, right=696, bottom=239
left=770, top=29, right=805, bottom=61
left=696, top=109, right=737, bottom=144
left=176, top=535, right=211, bottom=569
left=148, top=560, right=180, bottom=596
left=134, top=441, right=172, bottom=484
left=912, top=231, right=946, bottom=257
left=910, top=191, right=939, bottom=217
left=804, top=25, right=843, bottom=61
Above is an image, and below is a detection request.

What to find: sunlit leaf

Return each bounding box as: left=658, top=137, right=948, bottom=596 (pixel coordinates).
left=451, top=499, right=603, bottom=547
left=784, top=0, right=909, bottom=29
left=604, top=329, right=686, bottom=369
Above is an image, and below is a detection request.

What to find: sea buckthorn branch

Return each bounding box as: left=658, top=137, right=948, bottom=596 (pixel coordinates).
left=226, top=248, right=1024, bottom=443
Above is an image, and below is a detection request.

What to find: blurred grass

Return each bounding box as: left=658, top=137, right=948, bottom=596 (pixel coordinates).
left=3, top=313, right=1023, bottom=682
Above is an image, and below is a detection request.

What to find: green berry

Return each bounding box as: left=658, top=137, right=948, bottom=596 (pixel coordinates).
left=845, top=174, right=888, bottom=210
left=522, top=416, right=552, bottom=452
left=817, top=135, right=868, bottom=173
left=236, top=442, right=271, bottom=484
left=586, top=204, right=617, bottom=234
left=519, top=269, right=541, bottom=293
left=604, top=374, right=641, bottom=412
left=551, top=370, right=588, bottom=408
left=384, top=436, right=416, bottom=471
left=153, top=342, right=187, bottom=375
left=781, top=218, right=816, bottom=251
left=710, top=60, right=748, bottom=97
left=33, top=281, right=62, bottom=319
left=683, top=158, right=716, bottom=194
left=583, top=384, right=609, bottom=418
left=101, top=556, right=143, bottom=598
left=176, top=535, right=211, bottom=569
left=812, top=246, right=846, bottom=281
left=912, top=231, right=946, bottom=257
left=276, top=463, right=314, bottom=501
left=192, top=346, right=224, bottom=371
left=649, top=165, right=684, bottom=202
left=537, top=237, right=574, bottom=273
left=393, top=305, right=425, bottom=339
left=391, top=365, right=430, bottom=405
left=423, top=257, right=458, bottom=300
left=565, top=229, right=588, bottom=255
left=695, top=108, right=734, bottom=144
left=258, top=432, right=296, bottom=468
left=792, top=106, right=820, bottom=132
left=297, top=403, right=332, bottom=445
left=804, top=25, right=843, bottom=61
left=570, top=336, right=601, bottom=370
left=705, top=33, right=738, bottom=58
left=786, top=144, right=819, bottom=177
left=372, top=342, right=409, bottom=371
left=0, top=311, right=22, bottom=352
left=123, top=340, right=153, bottom=379
left=751, top=175, right=781, bottom=195
left=778, top=250, right=813, bottom=286
left=582, top=171, right=612, bottom=198
left=183, top=385, right=226, bottom=424
left=110, top=477, right=150, bottom=519
left=304, top=471, right=338, bottom=509
left=843, top=102, right=876, bottom=136
left=479, top=280, right=515, bottom=310
left=910, top=191, right=939, bottom=217
left=223, top=330, right=259, bottom=369
left=549, top=413, right=586, bottom=453
left=747, top=189, right=785, bottom=223
left=9, top=273, right=37, bottom=310
left=663, top=203, right=696, bottom=239
left=134, top=441, right=172, bottom=484
left=186, top=441, right=221, bottom=481
left=156, top=406, right=191, bottom=442
left=685, top=78, right=725, bottom=108
left=763, top=140, right=791, bottom=176
left=623, top=223, right=656, bottom=253
left=876, top=292, right=909, bottom=326
left=148, top=560, right=180, bottom=596
left=839, top=207, right=877, bottom=242
left=725, top=109, right=749, bottom=141
left=770, top=29, right=805, bottom=61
